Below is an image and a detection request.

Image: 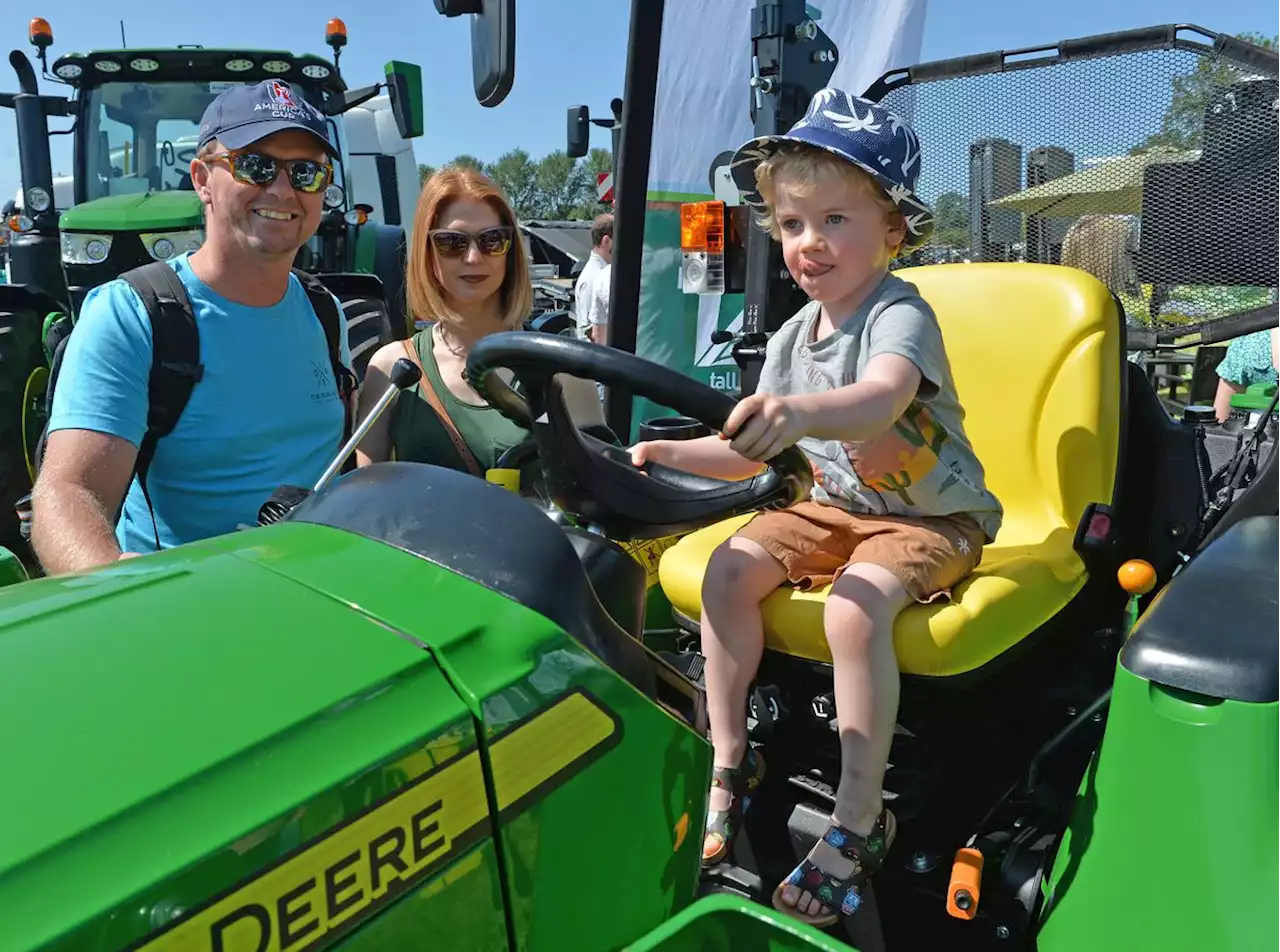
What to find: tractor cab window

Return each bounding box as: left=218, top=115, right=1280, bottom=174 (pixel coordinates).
left=83, top=81, right=217, bottom=201
left=81, top=81, right=332, bottom=203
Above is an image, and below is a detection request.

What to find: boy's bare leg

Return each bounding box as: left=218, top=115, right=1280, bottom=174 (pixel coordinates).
left=778, top=563, right=911, bottom=917
left=700, top=537, right=787, bottom=847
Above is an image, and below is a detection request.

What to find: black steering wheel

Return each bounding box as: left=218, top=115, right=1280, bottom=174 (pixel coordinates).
left=465, top=332, right=813, bottom=540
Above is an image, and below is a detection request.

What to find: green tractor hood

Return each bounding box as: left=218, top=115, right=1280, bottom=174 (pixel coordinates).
left=0, top=469, right=708, bottom=952
left=0, top=523, right=507, bottom=950
left=59, top=191, right=203, bottom=233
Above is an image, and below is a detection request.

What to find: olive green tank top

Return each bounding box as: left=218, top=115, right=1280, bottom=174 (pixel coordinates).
left=389, top=326, right=528, bottom=473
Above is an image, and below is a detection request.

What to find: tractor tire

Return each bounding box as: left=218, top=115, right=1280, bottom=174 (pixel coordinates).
left=340, top=295, right=395, bottom=384
left=0, top=310, right=48, bottom=556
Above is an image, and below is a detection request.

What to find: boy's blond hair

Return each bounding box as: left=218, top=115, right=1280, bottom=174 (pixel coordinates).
left=753, top=143, right=906, bottom=256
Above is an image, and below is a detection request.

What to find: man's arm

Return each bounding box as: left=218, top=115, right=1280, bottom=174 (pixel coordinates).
left=30, top=281, right=152, bottom=574
left=31, top=430, right=140, bottom=572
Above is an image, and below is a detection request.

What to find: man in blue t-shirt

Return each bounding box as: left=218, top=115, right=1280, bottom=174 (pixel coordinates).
left=32, top=79, right=354, bottom=574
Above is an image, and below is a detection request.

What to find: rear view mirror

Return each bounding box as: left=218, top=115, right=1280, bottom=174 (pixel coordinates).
left=566, top=105, right=589, bottom=158
left=433, top=0, right=515, bottom=108
left=384, top=60, right=425, bottom=139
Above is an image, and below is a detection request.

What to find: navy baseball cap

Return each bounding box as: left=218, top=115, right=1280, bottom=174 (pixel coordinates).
left=197, top=79, right=338, bottom=158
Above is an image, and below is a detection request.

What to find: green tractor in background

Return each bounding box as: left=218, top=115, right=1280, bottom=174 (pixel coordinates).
left=0, top=5, right=1275, bottom=952
left=0, top=16, right=424, bottom=556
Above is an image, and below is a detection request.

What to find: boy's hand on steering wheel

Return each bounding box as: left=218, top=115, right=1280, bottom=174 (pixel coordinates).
left=629, top=440, right=670, bottom=469
left=722, top=392, right=807, bottom=462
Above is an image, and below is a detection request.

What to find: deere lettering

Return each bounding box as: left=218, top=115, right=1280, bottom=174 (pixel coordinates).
left=133, top=691, right=621, bottom=952
left=136, top=746, right=491, bottom=952
left=207, top=800, right=449, bottom=952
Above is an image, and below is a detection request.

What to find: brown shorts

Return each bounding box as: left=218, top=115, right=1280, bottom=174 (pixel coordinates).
left=734, top=501, right=986, bottom=604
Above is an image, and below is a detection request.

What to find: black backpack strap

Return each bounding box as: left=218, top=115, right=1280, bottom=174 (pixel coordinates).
left=120, top=262, right=203, bottom=549
left=292, top=270, right=358, bottom=462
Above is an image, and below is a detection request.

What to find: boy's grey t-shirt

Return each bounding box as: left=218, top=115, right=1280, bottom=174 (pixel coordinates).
left=756, top=272, right=1004, bottom=542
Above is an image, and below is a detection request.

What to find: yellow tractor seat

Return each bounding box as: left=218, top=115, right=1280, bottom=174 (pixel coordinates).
left=657, top=263, right=1124, bottom=678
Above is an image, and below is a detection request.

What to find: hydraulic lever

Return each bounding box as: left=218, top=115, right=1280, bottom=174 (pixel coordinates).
left=313, top=357, right=421, bottom=493
left=257, top=357, right=421, bottom=526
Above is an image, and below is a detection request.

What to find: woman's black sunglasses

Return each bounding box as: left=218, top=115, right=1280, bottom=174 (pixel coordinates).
left=206, top=151, right=333, bottom=194
left=429, top=226, right=514, bottom=258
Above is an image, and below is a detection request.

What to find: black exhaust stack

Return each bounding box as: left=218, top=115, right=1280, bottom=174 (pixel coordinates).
left=0, top=49, right=70, bottom=303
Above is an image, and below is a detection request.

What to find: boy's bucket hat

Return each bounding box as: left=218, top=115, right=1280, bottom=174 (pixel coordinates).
left=729, top=88, right=934, bottom=250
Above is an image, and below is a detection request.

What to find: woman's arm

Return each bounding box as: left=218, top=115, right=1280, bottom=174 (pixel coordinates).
left=353, top=342, right=405, bottom=466
left=1213, top=377, right=1245, bottom=423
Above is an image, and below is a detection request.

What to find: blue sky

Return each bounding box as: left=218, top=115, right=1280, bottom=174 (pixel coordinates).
left=1, top=0, right=1275, bottom=202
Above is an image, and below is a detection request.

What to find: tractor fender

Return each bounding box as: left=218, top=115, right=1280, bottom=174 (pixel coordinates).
left=0, top=283, right=65, bottom=323
left=307, top=271, right=387, bottom=303
left=305, top=272, right=396, bottom=383
left=368, top=223, right=410, bottom=339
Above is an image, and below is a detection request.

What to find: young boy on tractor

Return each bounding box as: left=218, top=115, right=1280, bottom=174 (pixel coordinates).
left=630, top=88, right=1003, bottom=927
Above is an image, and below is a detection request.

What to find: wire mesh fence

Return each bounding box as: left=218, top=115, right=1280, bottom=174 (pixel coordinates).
left=872, top=26, right=1278, bottom=334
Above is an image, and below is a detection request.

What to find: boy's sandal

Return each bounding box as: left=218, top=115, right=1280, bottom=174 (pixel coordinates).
left=701, top=747, right=766, bottom=867
left=770, top=808, right=897, bottom=928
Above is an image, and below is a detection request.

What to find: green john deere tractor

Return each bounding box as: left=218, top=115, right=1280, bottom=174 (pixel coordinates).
left=0, top=297, right=1273, bottom=952
left=0, top=16, right=424, bottom=553
left=0, top=7, right=1275, bottom=952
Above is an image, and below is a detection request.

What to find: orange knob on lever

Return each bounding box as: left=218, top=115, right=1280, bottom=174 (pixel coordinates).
left=1117, top=559, right=1156, bottom=596
left=1118, top=558, right=1157, bottom=636
left=946, top=846, right=983, bottom=920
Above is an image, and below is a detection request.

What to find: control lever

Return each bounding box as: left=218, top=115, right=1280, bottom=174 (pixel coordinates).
left=256, top=357, right=421, bottom=526
left=312, top=357, right=421, bottom=493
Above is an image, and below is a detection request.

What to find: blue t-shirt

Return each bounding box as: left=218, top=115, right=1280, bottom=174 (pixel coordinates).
left=47, top=253, right=352, bottom=554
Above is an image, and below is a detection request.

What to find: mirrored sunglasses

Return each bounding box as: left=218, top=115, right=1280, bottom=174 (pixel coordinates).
left=429, top=226, right=514, bottom=258
left=206, top=151, right=333, bottom=194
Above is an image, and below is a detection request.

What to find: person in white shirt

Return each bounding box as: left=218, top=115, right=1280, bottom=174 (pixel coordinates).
left=586, top=260, right=611, bottom=345
left=574, top=213, right=613, bottom=339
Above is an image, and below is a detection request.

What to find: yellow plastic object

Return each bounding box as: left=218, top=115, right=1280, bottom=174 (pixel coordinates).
left=617, top=533, right=683, bottom=588
left=485, top=468, right=520, bottom=492
left=658, top=263, right=1124, bottom=677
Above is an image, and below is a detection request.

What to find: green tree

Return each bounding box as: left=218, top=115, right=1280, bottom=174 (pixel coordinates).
left=534, top=150, right=593, bottom=219
left=587, top=147, right=613, bottom=177
left=447, top=154, right=486, bottom=172
left=1131, top=31, right=1278, bottom=154
left=932, top=191, right=968, bottom=249
left=420, top=149, right=614, bottom=221
left=485, top=148, right=540, bottom=218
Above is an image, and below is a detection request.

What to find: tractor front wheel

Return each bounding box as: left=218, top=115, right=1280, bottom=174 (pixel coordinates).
left=0, top=309, right=48, bottom=555
left=341, top=295, right=395, bottom=383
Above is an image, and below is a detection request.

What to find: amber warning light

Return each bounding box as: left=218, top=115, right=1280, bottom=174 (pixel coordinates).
left=680, top=201, right=726, bottom=296
left=29, top=18, right=53, bottom=48
left=680, top=201, right=725, bottom=253
left=326, top=18, right=348, bottom=48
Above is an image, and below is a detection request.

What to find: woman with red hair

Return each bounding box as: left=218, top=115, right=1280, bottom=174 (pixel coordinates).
left=355, top=166, right=602, bottom=476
